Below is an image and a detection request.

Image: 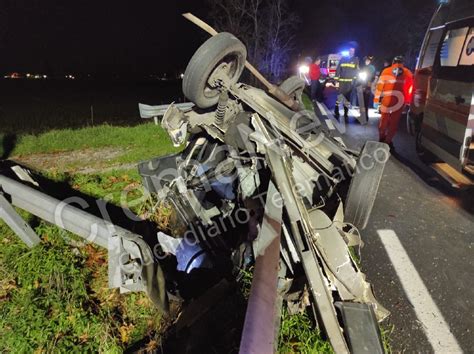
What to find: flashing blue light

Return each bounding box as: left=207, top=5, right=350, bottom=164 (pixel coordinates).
left=341, top=50, right=350, bottom=57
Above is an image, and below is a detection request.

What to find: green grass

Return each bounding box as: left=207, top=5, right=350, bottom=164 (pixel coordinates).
left=0, top=124, right=171, bottom=352
left=302, top=93, right=315, bottom=112
left=46, top=169, right=145, bottom=209
left=0, top=169, right=162, bottom=352
left=0, top=208, right=162, bottom=352
left=381, top=323, right=394, bottom=354
left=0, top=122, right=180, bottom=166
left=279, top=309, right=333, bottom=354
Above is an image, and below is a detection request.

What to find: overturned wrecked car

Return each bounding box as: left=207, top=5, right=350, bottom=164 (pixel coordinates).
left=0, top=26, right=390, bottom=354
left=140, top=29, right=390, bottom=352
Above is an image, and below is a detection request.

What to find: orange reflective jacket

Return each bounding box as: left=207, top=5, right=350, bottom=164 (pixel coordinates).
left=374, top=64, right=413, bottom=110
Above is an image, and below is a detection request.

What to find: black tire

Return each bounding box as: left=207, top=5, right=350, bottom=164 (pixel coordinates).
left=279, top=76, right=305, bottom=108
left=344, top=141, right=390, bottom=230
left=183, top=32, right=247, bottom=109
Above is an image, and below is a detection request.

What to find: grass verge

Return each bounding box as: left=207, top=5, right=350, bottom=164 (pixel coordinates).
left=0, top=124, right=172, bottom=351
left=302, top=93, right=315, bottom=112
left=0, top=173, right=162, bottom=352
left=279, top=309, right=333, bottom=353
left=1, top=123, right=180, bottom=167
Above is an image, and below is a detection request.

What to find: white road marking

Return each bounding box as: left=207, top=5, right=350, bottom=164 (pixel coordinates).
left=349, top=108, right=361, bottom=118
left=316, top=102, right=328, bottom=116
left=321, top=102, right=335, bottom=118
left=317, top=102, right=347, bottom=134
left=368, top=108, right=381, bottom=119
left=325, top=119, right=335, bottom=130
left=377, top=229, right=462, bottom=353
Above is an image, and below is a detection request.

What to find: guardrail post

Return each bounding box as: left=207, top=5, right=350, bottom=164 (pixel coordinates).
left=0, top=191, right=41, bottom=248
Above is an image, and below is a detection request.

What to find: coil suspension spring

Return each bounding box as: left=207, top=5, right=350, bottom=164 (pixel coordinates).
left=215, top=91, right=229, bottom=126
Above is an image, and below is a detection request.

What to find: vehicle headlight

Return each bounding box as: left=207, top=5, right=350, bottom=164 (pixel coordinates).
left=299, top=65, right=310, bottom=75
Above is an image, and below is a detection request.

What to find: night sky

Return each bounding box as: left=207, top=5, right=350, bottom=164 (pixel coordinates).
left=0, top=0, right=437, bottom=75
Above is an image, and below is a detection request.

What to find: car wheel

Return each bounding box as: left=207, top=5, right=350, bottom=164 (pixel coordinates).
left=183, top=32, right=247, bottom=109
left=279, top=76, right=306, bottom=108
left=344, top=141, right=390, bottom=230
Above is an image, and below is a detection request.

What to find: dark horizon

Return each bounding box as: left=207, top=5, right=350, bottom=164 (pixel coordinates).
left=0, top=0, right=437, bottom=75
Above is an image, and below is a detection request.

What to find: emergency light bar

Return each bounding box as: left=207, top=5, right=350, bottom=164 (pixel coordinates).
left=341, top=50, right=350, bottom=57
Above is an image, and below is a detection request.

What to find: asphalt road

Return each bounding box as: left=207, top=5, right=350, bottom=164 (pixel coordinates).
left=318, top=87, right=473, bottom=353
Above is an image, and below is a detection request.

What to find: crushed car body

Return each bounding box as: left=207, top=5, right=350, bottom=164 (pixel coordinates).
left=140, top=31, right=390, bottom=353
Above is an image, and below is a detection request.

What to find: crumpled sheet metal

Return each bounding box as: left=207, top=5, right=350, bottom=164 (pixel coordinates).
left=308, top=209, right=389, bottom=321
left=250, top=114, right=351, bottom=353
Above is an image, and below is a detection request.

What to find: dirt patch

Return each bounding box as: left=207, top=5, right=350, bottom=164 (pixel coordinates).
left=11, top=147, right=134, bottom=173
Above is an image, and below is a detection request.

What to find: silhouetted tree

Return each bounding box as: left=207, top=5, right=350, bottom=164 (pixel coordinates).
left=207, top=0, right=299, bottom=83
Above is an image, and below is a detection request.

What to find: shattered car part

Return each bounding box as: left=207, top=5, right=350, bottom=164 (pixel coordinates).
left=336, top=302, right=385, bottom=354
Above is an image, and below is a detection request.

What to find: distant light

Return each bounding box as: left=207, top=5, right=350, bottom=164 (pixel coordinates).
left=298, top=64, right=310, bottom=75
left=43, top=75, right=47, bottom=79
left=341, top=50, right=350, bottom=57
left=26, top=73, right=31, bottom=78
left=180, top=73, right=184, bottom=79
left=358, top=71, right=368, bottom=81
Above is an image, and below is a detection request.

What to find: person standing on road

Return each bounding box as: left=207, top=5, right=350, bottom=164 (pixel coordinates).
left=334, top=45, right=359, bottom=121
left=309, top=57, right=323, bottom=102
left=360, top=56, right=376, bottom=121
left=374, top=56, right=413, bottom=150
left=374, top=58, right=392, bottom=114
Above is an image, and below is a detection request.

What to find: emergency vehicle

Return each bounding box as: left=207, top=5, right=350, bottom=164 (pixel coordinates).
left=319, top=54, right=341, bottom=79
left=408, top=0, right=474, bottom=187
left=297, top=54, right=341, bottom=87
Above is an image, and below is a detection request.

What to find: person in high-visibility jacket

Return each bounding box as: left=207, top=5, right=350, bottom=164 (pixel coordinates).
left=334, top=47, right=359, bottom=120
left=374, top=56, right=413, bottom=149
